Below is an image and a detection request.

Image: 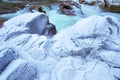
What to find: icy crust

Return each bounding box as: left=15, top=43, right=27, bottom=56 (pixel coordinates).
left=0, top=14, right=120, bottom=80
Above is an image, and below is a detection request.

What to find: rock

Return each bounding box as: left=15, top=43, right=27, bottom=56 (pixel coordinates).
left=43, top=23, right=57, bottom=37
left=99, top=0, right=120, bottom=13
left=59, top=3, right=75, bottom=16
left=2, top=13, right=52, bottom=35
left=7, top=63, right=36, bottom=80
left=0, top=48, right=15, bottom=72
left=49, top=15, right=120, bottom=59
left=0, top=13, right=56, bottom=42
left=80, top=0, right=97, bottom=5
left=51, top=57, right=115, bottom=80
left=0, top=19, right=7, bottom=28
left=26, top=13, right=49, bottom=35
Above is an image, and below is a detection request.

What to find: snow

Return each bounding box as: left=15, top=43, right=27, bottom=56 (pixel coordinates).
left=0, top=1, right=120, bottom=80
left=110, top=68, right=120, bottom=79
left=0, top=14, right=120, bottom=80
left=3, top=12, right=43, bottom=27
left=99, top=50, right=120, bottom=67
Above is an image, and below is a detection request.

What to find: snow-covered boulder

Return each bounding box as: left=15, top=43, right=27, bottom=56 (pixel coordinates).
left=49, top=15, right=120, bottom=80
left=0, top=12, right=56, bottom=41
left=0, top=48, right=16, bottom=72
left=7, top=63, right=36, bottom=80
left=49, top=15, right=120, bottom=60
left=5, top=34, right=48, bottom=60
left=51, top=57, right=115, bottom=80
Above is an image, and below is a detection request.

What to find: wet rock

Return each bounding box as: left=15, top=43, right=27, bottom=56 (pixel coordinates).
left=43, top=23, right=57, bottom=37
left=59, top=3, right=75, bottom=16
left=80, top=0, right=96, bottom=5
left=0, top=48, right=15, bottom=72
left=99, top=0, right=120, bottom=13
left=7, top=63, right=36, bottom=80
left=0, top=19, right=7, bottom=28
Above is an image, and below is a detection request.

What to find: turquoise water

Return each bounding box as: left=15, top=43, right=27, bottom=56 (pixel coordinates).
left=48, top=10, right=81, bottom=31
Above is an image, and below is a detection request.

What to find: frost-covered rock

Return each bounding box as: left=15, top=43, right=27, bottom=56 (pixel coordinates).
left=0, top=48, right=16, bottom=72
left=51, top=57, right=115, bottom=80
left=7, top=63, right=36, bottom=80
left=5, top=34, right=48, bottom=60
left=0, top=12, right=56, bottom=41
left=49, top=15, right=120, bottom=59
left=49, top=15, right=120, bottom=80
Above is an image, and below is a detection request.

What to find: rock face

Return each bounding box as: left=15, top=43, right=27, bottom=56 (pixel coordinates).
left=0, top=13, right=120, bottom=80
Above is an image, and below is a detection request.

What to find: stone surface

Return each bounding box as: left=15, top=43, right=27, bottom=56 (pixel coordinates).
left=0, top=48, right=15, bottom=72
left=7, top=63, right=36, bottom=80
left=26, top=13, right=49, bottom=35
left=43, top=23, right=57, bottom=37
left=59, top=3, right=75, bottom=16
